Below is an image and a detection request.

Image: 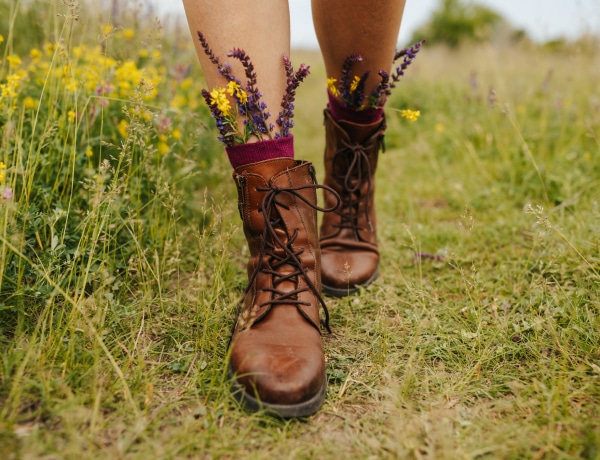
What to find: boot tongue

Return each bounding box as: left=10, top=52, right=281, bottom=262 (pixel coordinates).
left=338, top=118, right=384, bottom=145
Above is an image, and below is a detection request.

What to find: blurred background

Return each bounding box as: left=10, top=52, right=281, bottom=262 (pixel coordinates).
left=144, top=0, right=600, bottom=48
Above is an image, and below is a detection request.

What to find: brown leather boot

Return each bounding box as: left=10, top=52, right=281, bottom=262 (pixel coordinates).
left=229, top=157, right=338, bottom=417
left=319, top=109, right=386, bottom=297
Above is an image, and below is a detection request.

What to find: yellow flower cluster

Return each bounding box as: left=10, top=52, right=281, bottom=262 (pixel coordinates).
left=0, top=71, right=28, bottom=99
left=0, top=161, right=6, bottom=183
left=0, top=24, right=203, bottom=158
left=326, top=76, right=361, bottom=96
left=327, top=78, right=340, bottom=98
left=209, top=87, right=231, bottom=116
left=6, top=55, right=22, bottom=68
left=206, top=82, right=250, bottom=137
left=0, top=40, right=162, bottom=112
left=400, top=109, right=421, bottom=123
left=115, top=60, right=160, bottom=98
left=226, top=81, right=248, bottom=105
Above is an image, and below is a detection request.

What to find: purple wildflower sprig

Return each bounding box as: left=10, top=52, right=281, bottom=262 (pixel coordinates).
left=197, top=31, right=235, bottom=83
left=328, top=39, right=425, bottom=110
left=197, top=32, right=309, bottom=146
left=197, top=32, right=273, bottom=145
left=228, top=48, right=273, bottom=137
left=386, top=39, right=425, bottom=93
left=276, top=55, right=311, bottom=138
left=369, top=70, right=391, bottom=108
left=350, top=71, right=370, bottom=108
left=339, top=54, right=363, bottom=103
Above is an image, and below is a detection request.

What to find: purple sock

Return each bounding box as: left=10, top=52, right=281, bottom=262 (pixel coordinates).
left=327, top=92, right=384, bottom=125
left=225, top=135, right=294, bottom=169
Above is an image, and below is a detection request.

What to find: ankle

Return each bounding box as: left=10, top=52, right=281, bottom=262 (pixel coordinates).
left=327, top=91, right=383, bottom=126
left=225, top=136, right=294, bottom=169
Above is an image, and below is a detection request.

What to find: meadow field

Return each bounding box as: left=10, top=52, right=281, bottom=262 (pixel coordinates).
left=1, top=1, right=599, bottom=458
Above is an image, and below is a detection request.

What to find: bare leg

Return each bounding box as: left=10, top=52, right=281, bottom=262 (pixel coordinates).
left=313, top=1, right=408, bottom=297
left=312, top=0, right=407, bottom=96
left=182, top=0, right=290, bottom=138
left=182, top=1, right=334, bottom=418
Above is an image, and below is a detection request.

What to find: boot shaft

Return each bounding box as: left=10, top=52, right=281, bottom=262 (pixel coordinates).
left=232, top=158, right=323, bottom=331
left=321, top=109, right=385, bottom=244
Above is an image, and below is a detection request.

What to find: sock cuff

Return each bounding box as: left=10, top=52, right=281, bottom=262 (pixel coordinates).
left=327, top=91, right=384, bottom=125
left=225, top=136, right=294, bottom=169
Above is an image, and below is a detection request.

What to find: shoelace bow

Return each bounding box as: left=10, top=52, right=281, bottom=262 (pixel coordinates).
left=240, top=182, right=340, bottom=333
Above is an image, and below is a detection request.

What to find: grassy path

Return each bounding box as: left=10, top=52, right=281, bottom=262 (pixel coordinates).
left=1, top=7, right=599, bottom=457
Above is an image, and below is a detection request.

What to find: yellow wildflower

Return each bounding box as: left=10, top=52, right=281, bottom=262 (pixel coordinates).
left=0, top=34, right=4, bottom=44
left=24, top=97, right=37, bottom=109
left=327, top=78, right=339, bottom=97
left=139, top=49, right=149, bottom=58
left=210, top=87, right=231, bottom=115
left=44, top=43, right=55, bottom=56
left=123, top=28, right=135, bottom=40
left=0, top=71, right=27, bottom=98
left=172, top=128, right=182, bottom=140
left=400, top=109, right=420, bottom=123
left=226, top=81, right=239, bottom=96
left=0, top=161, right=6, bottom=183
left=157, top=142, right=169, bottom=156
left=72, top=45, right=85, bottom=59
left=226, top=80, right=248, bottom=104
left=170, top=94, right=186, bottom=109
left=6, top=55, right=22, bottom=68
left=65, top=78, right=78, bottom=93
left=350, top=75, right=361, bottom=92
left=102, top=24, right=114, bottom=36
left=85, top=146, right=94, bottom=157
left=117, top=119, right=129, bottom=138
left=30, top=48, right=42, bottom=60
left=67, top=110, right=77, bottom=123
left=152, top=50, right=162, bottom=61
left=181, top=78, right=192, bottom=90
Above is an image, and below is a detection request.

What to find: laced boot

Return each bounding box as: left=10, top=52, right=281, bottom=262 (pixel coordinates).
left=229, top=157, right=339, bottom=417
left=319, top=109, right=386, bottom=297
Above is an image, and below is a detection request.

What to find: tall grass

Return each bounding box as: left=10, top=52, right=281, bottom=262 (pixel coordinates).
left=1, top=1, right=599, bottom=459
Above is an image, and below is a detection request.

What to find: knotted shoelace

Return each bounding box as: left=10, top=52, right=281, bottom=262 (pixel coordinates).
left=331, top=135, right=383, bottom=234
left=239, top=182, right=340, bottom=333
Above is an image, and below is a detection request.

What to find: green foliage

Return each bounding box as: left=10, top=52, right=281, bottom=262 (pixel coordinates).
left=1, top=0, right=600, bottom=458
left=411, top=0, right=506, bottom=47
left=0, top=2, right=219, bottom=315
left=0, top=1, right=48, bottom=56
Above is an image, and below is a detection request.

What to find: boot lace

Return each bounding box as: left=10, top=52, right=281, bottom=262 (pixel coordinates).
left=332, top=135, right=382, bottom=235
left=240, top=182, right=340, bottom=333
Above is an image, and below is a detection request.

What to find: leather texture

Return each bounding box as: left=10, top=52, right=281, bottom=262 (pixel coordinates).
left=229, top=158, right=335, bottom=416
left=319, top=109, right=386, bottom=296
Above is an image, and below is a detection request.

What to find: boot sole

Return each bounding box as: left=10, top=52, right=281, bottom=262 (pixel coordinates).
left=229, top=366, right=327, bottom=418
left=321, top=268, right=379, bottom=298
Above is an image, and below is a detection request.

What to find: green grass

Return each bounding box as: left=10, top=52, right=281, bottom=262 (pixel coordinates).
left=1, top=2, right=600, bottom=459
